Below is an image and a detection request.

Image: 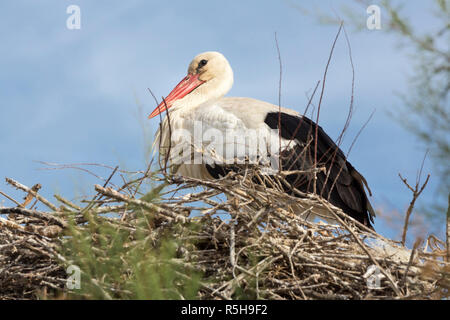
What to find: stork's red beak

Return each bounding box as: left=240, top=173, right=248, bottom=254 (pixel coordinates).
left=148, top=73, right=205, bottom=119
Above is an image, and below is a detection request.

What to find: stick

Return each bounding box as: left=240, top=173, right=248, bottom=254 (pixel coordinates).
left=447, top=193, right=450, bottom=263
left=0, top=207, right=68, bottom=228
left=94, top=184, right=188, bottom=223
left=399, top=173, right=430, bottom=246
left=5, top=178, right=59, bottom=212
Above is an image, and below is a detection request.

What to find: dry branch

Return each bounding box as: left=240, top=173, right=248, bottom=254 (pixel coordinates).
left=0, top=167, right=448, bottom=300
left=399, top=173, right=431, bottom=246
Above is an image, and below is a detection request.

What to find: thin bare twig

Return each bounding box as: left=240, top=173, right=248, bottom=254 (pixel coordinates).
left=314, top=22, right=343, bottom=194
left=399, top=169, right=431, bottom=246
left=275, top=32, right=283, bottom=174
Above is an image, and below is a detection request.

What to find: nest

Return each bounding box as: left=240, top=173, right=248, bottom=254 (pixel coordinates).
left=1, top=167, right=449, bottom=300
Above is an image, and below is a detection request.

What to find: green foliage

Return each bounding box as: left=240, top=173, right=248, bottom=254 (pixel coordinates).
left=59, top=190, right=201, bottom=300
left=380, top=0, right=449, bottom=221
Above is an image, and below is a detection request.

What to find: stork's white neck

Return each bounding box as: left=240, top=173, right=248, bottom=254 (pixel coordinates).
left=171, top=73, right=234, bottom=115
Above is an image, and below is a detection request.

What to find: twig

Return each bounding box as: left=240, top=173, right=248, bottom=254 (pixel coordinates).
left=0, top=190, right=22, bottom=206
left=314, top=23, right=343, bottom=193
left=399, top=172, right=430, bottom=246
left=5, top=178, right=59, bottom=212
left=274, top=32, right=283, bottom=174
left=20, top=183, right=42, bottom=208
left=0, top=207, right=68, bottom=228
left=447, top=193, right=450, bottom=263
left=94, top=184, right=187, bottom=223
left=401, top=238, right=421, bottom=286
left=317, top=197, right=404, bottom=297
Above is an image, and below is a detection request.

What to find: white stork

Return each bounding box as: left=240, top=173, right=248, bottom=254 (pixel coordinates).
left=149, top=51, right=375, bottom=228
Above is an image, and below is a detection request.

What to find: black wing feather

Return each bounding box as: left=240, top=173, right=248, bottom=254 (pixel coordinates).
left=204, top=111, right=375, bottom=228
left=264, top=112, right=375, bottom=228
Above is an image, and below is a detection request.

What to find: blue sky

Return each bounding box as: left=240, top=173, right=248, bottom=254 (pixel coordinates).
left=0, top=0, right=445, bottom=242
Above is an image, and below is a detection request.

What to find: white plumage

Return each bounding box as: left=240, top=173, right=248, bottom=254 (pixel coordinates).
left=149, top=51, right=376, bottom=228
left=155, top=97, right=298, bottom=179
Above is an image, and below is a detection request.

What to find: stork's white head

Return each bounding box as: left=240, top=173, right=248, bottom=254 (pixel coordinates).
left=149, top=51, right=234, bottom=118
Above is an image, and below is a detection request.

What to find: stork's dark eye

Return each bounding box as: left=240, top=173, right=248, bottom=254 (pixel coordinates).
left=198, top=59, right=208, bottom=68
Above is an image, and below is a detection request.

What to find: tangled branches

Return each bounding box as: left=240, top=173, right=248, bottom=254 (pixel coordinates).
left=0, top=166, right=449, bottom=299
